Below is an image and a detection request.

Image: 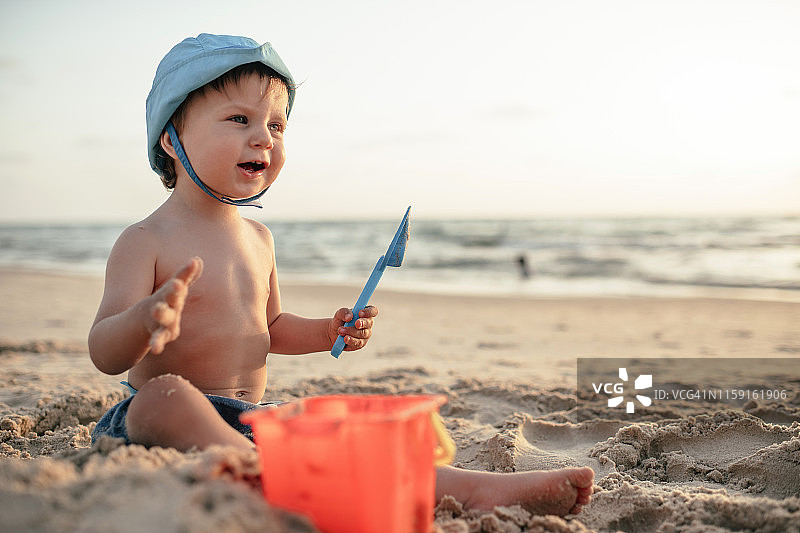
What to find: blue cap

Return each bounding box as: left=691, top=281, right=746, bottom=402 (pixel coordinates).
left=145, top=33, right=295, bottom=175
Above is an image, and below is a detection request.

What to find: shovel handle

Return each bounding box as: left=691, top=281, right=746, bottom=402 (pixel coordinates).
left=331, top=256, right=385, bottom=358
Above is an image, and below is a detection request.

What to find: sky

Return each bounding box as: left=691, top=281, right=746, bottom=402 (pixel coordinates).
left=1, top=0, right=799, bottom=222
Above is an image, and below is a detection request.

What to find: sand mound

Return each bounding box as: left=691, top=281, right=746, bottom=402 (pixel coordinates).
left=1, top=438, right=317, bottom=533
left=583, top=473, right=800, bottom=533
left=590, top=412, right=800, bottom=496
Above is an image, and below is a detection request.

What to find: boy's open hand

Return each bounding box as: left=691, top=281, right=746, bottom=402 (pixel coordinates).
left=147, top=257, right=203, bottom=354
left=330, top=306, right=378, bottom=351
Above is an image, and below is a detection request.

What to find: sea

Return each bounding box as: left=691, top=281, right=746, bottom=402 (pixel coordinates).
left=1, top=216, right=799, bottom=300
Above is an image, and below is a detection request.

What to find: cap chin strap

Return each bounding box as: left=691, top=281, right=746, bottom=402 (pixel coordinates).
left=165, top=121, right=268, bottom=208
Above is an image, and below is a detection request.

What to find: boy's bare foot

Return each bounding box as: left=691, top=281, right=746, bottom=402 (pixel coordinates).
left=436, top=465, right=594, bottom=516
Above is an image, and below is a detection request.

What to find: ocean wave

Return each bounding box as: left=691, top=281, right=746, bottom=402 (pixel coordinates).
left=2, top=216, right=798, bottom=297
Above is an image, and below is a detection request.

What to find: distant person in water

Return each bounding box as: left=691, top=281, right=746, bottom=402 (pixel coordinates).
left=518, top=254, right=532, bottom=279
left=87, top=33, right=593, bottom=516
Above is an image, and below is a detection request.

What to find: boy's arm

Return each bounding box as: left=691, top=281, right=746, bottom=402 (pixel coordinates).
left=88, top=226, right=201, bottom=374
left=268, top=308, right=377, bottom=355
left=263, top=231, right=376, bottom=355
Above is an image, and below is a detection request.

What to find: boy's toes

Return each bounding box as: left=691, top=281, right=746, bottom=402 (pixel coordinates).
left=570, top=467, right=595, bottom=488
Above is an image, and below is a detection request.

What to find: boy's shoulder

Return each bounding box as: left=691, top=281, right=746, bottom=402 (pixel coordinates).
left=112, top=212, right=171, bottom=255
left=243, top=217, right=274, bottom=244
left=120, top=212, right=169, bottom=239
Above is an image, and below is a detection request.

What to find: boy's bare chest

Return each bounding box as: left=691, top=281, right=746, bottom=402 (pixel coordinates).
left=155, top=231, right=272, bottom=308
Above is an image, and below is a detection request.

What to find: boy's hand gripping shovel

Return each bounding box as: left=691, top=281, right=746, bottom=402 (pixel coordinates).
left=331, top=206, right=411, bottom=358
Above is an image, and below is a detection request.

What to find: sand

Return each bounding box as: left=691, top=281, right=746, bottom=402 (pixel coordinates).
left=1, top=267, right=799, bottom=532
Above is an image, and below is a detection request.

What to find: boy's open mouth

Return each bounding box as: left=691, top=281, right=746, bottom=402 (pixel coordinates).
left=238, top=161, right=266, bottom=173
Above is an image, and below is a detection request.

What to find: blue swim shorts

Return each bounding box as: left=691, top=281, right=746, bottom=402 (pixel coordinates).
left=91, top=382, right=282, bottom=445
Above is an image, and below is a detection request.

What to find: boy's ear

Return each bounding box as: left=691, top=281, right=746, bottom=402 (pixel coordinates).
left=159, top=129, right=178, bottom=160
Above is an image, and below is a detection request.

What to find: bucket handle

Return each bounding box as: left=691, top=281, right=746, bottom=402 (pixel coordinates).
left=430, top=412, right=456, bottom=466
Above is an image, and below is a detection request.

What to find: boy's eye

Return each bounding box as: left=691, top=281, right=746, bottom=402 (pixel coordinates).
left=269, top=122, right=286, bottom=134
left=229, top=115, right=248, bottom=124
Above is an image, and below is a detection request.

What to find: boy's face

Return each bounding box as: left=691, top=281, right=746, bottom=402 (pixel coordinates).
left=172, top=73, right=289, bottom=201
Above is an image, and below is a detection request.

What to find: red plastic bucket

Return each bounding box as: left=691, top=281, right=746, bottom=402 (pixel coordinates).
left=240, top=394, right=454, bottom=533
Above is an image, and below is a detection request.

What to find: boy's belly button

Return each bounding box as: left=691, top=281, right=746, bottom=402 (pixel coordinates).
left=202, top=386, right=260, bottom=402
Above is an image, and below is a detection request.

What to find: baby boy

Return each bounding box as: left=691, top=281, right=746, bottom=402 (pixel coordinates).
left=89, top=33, right=593, bottom=516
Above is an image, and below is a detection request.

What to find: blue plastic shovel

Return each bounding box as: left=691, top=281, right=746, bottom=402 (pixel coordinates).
left=331, top=206, right=411, bottom=358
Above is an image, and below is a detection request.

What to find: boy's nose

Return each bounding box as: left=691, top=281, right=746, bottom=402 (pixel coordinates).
left=250, top=126, right=274, bottom=150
